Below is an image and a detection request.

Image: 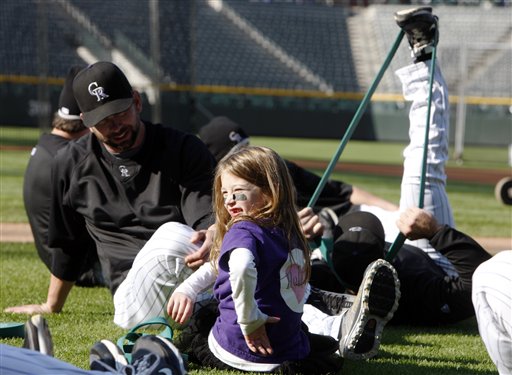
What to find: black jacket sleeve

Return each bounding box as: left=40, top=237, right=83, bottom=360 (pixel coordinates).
left=429, top=225, right=492, bottom=289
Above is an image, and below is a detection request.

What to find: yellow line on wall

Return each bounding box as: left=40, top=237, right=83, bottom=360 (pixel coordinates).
left=1, top=75, right=511, bottom=106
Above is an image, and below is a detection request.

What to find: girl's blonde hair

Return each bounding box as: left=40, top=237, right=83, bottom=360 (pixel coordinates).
left=211, top=145, right=311, bottom=284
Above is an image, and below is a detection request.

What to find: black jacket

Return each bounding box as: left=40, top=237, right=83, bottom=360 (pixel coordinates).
left=48, top=122, right=216, bottom=292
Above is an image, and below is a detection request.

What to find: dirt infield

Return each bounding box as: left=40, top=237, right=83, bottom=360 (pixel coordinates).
left=1, top=222, right=509, bottom=256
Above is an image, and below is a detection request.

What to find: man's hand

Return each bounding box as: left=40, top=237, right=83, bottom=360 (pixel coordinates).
left=4, top=275, right=73, bottom=315
left=396, top=207, right=442, bottom=240
left=4, top=303, right=53, bottom=315
left=185, top=225, right=215, bottom=269
left=244, top=316, right=280, bottom=356
left=298, top=207, right=323, bottom=239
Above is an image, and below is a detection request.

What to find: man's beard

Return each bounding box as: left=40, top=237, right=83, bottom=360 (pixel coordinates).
left=102, top=122, right=141, bottom=153
left=104, top=129, right=137, bottom=152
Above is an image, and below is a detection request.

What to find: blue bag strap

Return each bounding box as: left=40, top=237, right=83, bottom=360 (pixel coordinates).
left=117, top=316, right=173, bottom=362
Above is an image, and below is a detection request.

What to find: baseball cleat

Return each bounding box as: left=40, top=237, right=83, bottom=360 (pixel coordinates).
left=338, top=259, right=400, bottom=360
left=395, top=6, right=439, bottom=60
left=23, top=314, right=54, bottom=356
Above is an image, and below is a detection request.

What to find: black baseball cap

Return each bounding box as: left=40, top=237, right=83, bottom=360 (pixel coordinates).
left=57, top=65, right=84, bottom=120
left=72, top=61, right=133, bottom=127
left=331, top=211, right=386, bottom=290
left=198, top=116, right=250, bottom=161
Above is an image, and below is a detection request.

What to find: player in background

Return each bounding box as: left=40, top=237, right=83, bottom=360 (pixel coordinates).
left=23, top=65, right=104, bottom=287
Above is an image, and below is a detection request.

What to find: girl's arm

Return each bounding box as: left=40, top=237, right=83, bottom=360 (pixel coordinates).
left=229, top=248, right=280, bottom=355
left=167, top=261, right=216, bottom=324
left=228, top=248, right=268, bottom=333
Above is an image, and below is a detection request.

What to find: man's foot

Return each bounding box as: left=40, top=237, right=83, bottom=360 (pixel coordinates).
left=130, top=335, right=187, bottom=375
left=307, top=286, right=354, bottom=316
left=90, top=339, right=128, bottom=371
left=338, top=259, right=400, bottom=360
left=23, top=314, right=53, bottom=356
left=395, top=6, right=438, bottom=62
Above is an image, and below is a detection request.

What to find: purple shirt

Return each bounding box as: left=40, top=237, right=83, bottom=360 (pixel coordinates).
left=212, top=221, right=310, bottom=363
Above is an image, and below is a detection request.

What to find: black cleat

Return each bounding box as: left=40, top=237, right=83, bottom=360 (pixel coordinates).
left=395, top=6, right=439, bottom=61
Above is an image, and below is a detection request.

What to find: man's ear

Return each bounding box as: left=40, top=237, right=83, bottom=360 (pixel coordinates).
left=133, top=90, right=143, bottom=113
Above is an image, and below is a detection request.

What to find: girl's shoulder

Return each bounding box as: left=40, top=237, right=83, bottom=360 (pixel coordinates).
left=228, top=220, right=263, bottom=233
left=228, top=220, right=285, bottom=242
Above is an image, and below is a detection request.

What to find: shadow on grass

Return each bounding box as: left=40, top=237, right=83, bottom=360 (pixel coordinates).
left=342, top=318, right=496, bottom=375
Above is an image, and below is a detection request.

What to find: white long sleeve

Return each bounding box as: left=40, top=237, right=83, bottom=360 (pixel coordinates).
left=228, top=247, right=268, bottom=335
left=174, top=261, right=216, bottom=301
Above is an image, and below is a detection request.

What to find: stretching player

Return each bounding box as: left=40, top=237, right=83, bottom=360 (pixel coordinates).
left=308, top=6, right=492, bottom=326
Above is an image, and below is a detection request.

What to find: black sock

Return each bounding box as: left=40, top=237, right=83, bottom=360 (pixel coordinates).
left=415, top=53, right=432, bottom=63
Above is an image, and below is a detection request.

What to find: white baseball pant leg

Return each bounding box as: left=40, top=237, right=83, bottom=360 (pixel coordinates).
left=472, top=251, right=512, bottom=375
left=302, top=304, right=343, bottom=339
left=394, top=61, right=458, bottom=277
left=0, top=344, right=110, bottom=375
left=113, top=222, right=199, bottom=329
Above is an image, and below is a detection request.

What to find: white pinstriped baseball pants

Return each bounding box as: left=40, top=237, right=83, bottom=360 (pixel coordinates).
left=472, top=250, right=512, bottom=375
left=113, top=222, right=199, bottom=329
left=387, top=61, right=458, bottom=277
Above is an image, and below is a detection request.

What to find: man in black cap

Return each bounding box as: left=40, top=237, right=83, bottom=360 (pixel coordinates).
left=22, top=65, right=104, bottom=287
left=6, top=61, right=216, bottom=329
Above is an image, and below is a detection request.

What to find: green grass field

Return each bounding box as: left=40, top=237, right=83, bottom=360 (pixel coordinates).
left=0, top=126, right=508, bottom=373
left=0, top=243, right=497, bottom=374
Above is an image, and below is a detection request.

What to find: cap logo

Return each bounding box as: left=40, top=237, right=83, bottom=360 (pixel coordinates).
left=348, top=226, right=363, bottom=232
left=88, top=82, right=109, bottom=102
left=229, top=131, right=244, bottom=143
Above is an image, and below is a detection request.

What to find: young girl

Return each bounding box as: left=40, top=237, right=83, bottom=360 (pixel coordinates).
left=167, top=146, right=342, bottom=374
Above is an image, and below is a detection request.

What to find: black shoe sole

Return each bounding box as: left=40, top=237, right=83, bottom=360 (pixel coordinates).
left=339, top=259, right=400, bottom=360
